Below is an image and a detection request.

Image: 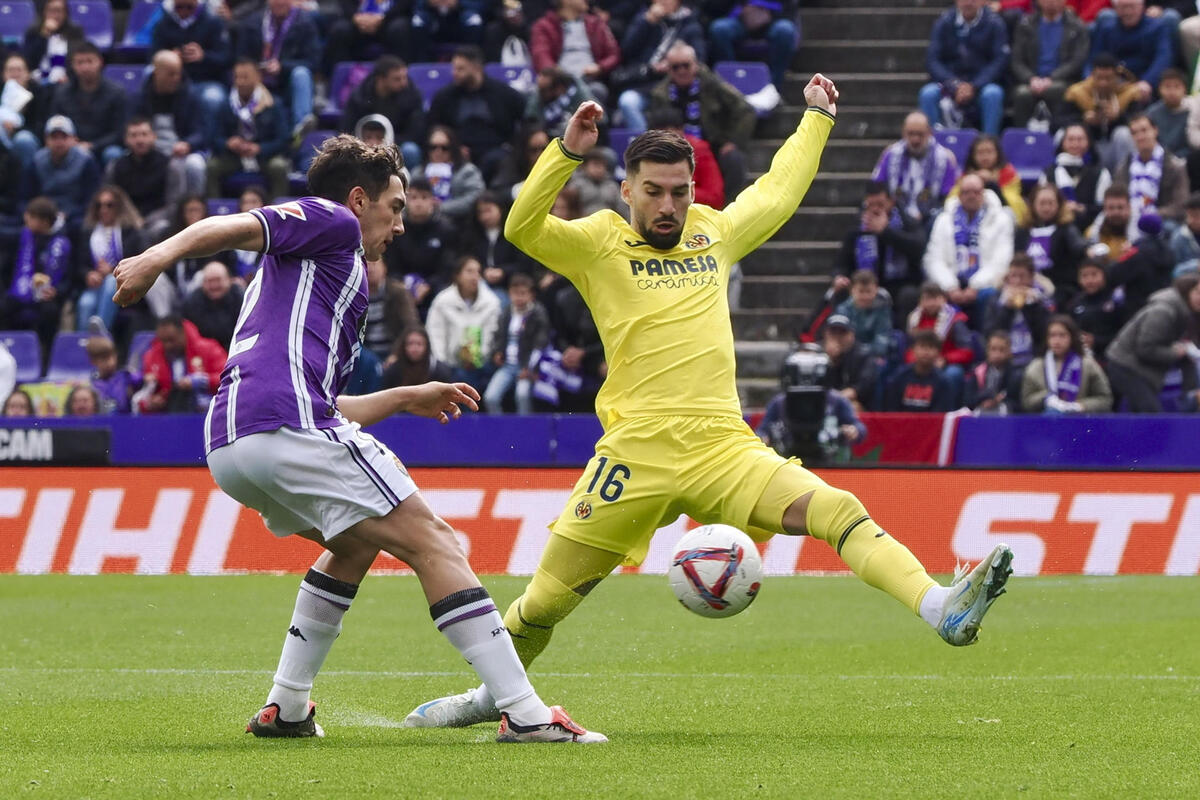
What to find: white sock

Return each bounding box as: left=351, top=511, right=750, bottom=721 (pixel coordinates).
left=431, top=587, right=551, bottom=726
left=473, top=683, right=495, bottom=712
left=265, top=568, right=357, bottom=722
left=919, top=584, right=953, bottom=628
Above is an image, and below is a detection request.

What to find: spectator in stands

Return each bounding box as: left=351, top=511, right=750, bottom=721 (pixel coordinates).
left=1063, top=53, right=1137, bottom=172
left=138, top=315, right=227, bottom=413
left=182, top=261, right=244, bottom=350
left=0, top=196, right=72, bottom=358
left=385, top=177, right=456, bottom=305
left=757, top=366, right=866, bottom=464
left=920, top=0, right=1010, bottom=136
left=47, top=42, right=125, bottom=166
left=707, top=0, right=798, bottom=92
left=648, top=42, right=755, bottom=195
left=1170, top=192, right=1200, bottom=273
left=381, top=326, right=454, bottom=388
left=526, top=66, right=594, bottom=140
left=108, top=117, right=177, bottom=241
left=906, top=282, right=976, bottom=392
left=1107, top=212, right=1175, bottom=317
left=134, top=50, right=207, bottom=198
left=464, top=191, right=527, bottom=303
left=64, top=384, right=99, bottom=416
left=834, top=182, right=925, bottom=326
left=871, top=112, right=959, bottom=227
left=207, top=59, right=292, bottom=198
left=483, top=272, right=549, bottom=413
left=646, top=106, right=724, bottom=208
left=426, top=254, right=502, bottom=387
left=1018, top=183, right=1087, bottom=305
left=22, top=0, right=83, bottom=86
left=236, top=0, right=318, bottom=136
left=1, top=388, right=34, bottom=416
left=324, top=0, right=407, bottom=75
left=923, top=173, right=1015, bottom=319
left=1106, top=272, right=1200, bottom=411
left=229, top=185, right=267, bottom=279
left=151, top=0, right=234, bottom=150
left=1010, top=0, right=1090, bottom=127
left=1086, top=182, right=1137, bottom=258
left=362, top=256, right=419, bottom=360
left=1022, top=314, right=1113, bottom=412
left=834, top=271, right=893, bottom=361
left=428, top=46, right=527, bottom=181
left=1067, top=257, right=1123, bottom=359
left=1089, top=0, right=1172, bottom=106
left=0, top=137, right=20, bottom=238
left=1041, top=122, right=1112, bottom=232
left=1145, top=68, right=1190, bottom=158
left=0, top=342, right=14, bottom=408
left=1, top=53, right=48, bottom=167
left=568, top=149, right=622, bottom=216
left=965, top=330, right=1021, bottom=414
left=339, top=56, right=424, bottom=170
left=489, top=123, right=550, bottom=201
left=28, top=115, right=98, bottom=230
left=85, top=335, right=135, bottom=414
left=77, top=185, right=145, bottom=333
left=885, top=328, right=956, bottom=412
left=547, top=280, right=606, bottom=412
left=404, top=0, right=488, bottom=64
left=412, top=124, right=486, bottom=223
left=614, top=0, right=706, bottom=131
left=530, top=0, right=620, bottom=104
left=819, top=314, right=879, bottom=413
left=952, top=134, right=1031, bottom=226
left=983, top=255, right=1052, bottom=369
left=164, top=193, right=232, bottom=303
left=484, top=0, right=532, bottom=64
left=1114, top=113, right=1189, bottom=225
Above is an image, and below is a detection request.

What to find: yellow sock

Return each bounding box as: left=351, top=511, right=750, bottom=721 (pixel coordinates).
left=501, top=568, right=583, bottom=668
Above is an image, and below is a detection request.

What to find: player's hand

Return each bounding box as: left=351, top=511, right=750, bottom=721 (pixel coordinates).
left=112, top=250, right=167, bottom=306
left=803, top=74, right=839, bottom=116
left=563, top=101, right=604, bottom=156
left=407, top=381, right=481, bottom=424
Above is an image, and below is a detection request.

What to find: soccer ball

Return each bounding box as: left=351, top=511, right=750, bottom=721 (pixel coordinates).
left=668, top=525, right=763, bottom=618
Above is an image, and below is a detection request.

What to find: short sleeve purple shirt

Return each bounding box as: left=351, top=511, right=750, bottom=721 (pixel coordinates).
left=205, top=197, right=367, bottom=453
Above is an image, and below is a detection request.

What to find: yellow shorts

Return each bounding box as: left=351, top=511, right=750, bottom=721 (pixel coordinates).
left=550, top=415, right=826, bottom=566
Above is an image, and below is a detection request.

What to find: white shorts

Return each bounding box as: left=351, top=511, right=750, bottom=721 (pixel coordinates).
left=206, top=422, right=418, bottom=539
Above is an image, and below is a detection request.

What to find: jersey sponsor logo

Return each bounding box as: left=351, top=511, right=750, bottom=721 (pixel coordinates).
left=683, top=233, right=711, bottom=249
left=269, top=202, right=307, bottom=222
left=629, top=255, right=719, bottom=277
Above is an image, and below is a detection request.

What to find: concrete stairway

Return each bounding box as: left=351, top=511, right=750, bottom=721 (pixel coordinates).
left=735, top=0, right=942, bottom=408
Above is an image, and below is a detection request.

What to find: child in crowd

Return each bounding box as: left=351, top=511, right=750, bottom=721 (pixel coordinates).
left=885, top=329, right=955, bottom=413
left=64, top=384, right=100, bottom=416
left=1065, top=258, right=1122, bottom=361
left=568, top=149, right=622, bottom=217
left=983, top=255, right=1052, bottom=369
left=906, top=282, right=975, bottom=392
left=965, top=330, right=1021, bottom=415
left=1145, top=68, right=1190, bottom=158
left=835, top=269, right=893, bottom=359
left=86, top=335, right=136, bottom=414
left=1021, top=315, right=1113, bottom=414
left=1169, top=192, right=1200, bottom=274
left=1, top=197, right=72, bottom=362
left=483, top=273, right=550, bottom=414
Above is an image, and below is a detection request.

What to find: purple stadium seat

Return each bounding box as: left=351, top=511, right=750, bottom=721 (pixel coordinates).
left=933, top=128, right=978, bottom=168
left=296, top=129, right=335, bottom=165
left=126, top=330, right=156, bottom=376
left=69, top=0, right=113, bottom=50
left=608, top=127, right=636, bottom=161
left=46, top=332, right=93, bottom=381
left=103, top=64, right=144, bottom=97
left=1, top=331, right=43, bottom=383
left=1002, top=127, right=1055, bottom=182
left=321, top=61, right=373, bottom=127
left=113, top=0, right=157, bottom=61
left=408, top=63, right=454, bottom=109
left=484, top=63, right=534, bottom=92
left=206, top=198, right=239, bottom=217
left=0, top=0, right=35, bottom=46
left=714, top=61, right=770, bottom=96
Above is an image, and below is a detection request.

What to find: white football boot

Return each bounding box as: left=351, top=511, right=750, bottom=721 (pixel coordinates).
left=937, top=543, right=1014, bottom=646
left=402, top=688, right=501, bottom=728
left=496, top=706, right=608, bottom=743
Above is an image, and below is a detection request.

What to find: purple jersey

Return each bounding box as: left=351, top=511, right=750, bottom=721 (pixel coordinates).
left=205, top=197, right=366, bottom=453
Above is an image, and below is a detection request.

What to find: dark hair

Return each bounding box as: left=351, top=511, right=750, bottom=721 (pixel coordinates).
left=1092, top=52, right=1118, bottom=71
left=1104, top=182, right=1129, bottom=202
left=452, top=254, right=481, bottom=278
left=911, top=328, right=942, bottom=350
left=308, top=134, right=407, bottom=202
left=919, top=281, right=946, bottom=299
left=863, top=180, right=890, bottom=198
left=1174, top=272, right=1200, bottom=301
left=426, top=124, right=464, bottom=167
left=69, top=41, right=101, bottom=61
left=373, top=55, right=406, bottom=81
left=1009, top=253, right=1034, bottom=273
left=453, top=45, right=484, bottom=65
left=391, top=326, right=433, bottom=385
left=986, top=330, right=1011, bottom=345
left=1186, top=192, right=1200, bottom=211
left=1127, top=112, right=1155, bottom=129
left=173, top=193, right=207, bottom=231
left=1029, top=183, right=1073, bottom=225
left=240, top=184, right=269, bottom=207
left=624, top=129, right=695, bottom=177
left=156, top=313, right=185, bottom=331
left=1160, top=67, right=1187, bottom=86
left=408, top=176, right=433, bottom=195
left=645, top=105, right=686, bottom=130
left=850, top=269, right=878, bottom=287
left=509, top=272, right=535, bottom=292
left=25, top=196, right=58, bottom=224
left=2, top=388, right=34, bottom=415
left=474, top=190, right=504, bottom=213
left=125, top=114, right=152, bottom=131
left=1078, top=257, right=1106, bottom=274
left=965, top=134, right=1008, bottom=171
left=538, top=66, right=571, bottom=91
left=234, top=57, right=260, bottom=72
left=1045, top=314, right=1084, bottom=356
left=65, top=384, right=99, bottom=415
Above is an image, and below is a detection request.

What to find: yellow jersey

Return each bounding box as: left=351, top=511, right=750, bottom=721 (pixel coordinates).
left=505, top=108, right=835, bottom=429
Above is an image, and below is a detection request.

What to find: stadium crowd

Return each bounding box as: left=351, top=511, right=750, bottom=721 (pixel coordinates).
left=0, top=0, right=1198, bottom=424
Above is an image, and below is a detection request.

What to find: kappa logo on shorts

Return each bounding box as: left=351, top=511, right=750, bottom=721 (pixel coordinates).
left=574, top=501, right=592, bottom=520
left=683, top=233, right=711, bottom=249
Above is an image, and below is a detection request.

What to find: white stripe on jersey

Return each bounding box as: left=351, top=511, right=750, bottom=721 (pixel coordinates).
left=288, top=258, right=317, bottom=427
left=321, top=250, right=365, bottom=406
left=248, top=208, right=271, bottom=252
left=225, top=364, right=241, bottom=444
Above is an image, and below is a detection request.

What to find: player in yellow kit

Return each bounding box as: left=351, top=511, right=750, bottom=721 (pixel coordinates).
left=404, top=75, right=1013, bottom=729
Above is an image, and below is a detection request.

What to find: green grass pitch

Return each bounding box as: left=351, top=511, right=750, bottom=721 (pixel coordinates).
left=2, top=574, right=1198, bottom=799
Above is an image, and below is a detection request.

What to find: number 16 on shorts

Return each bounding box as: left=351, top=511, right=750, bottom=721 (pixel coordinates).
left=586, top=456, right=631, bottom=502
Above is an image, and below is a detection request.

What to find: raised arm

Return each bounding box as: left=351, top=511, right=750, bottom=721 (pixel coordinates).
left=716, top=75, right=838, bottom=263
left=112, top=213, right=264, bottom=306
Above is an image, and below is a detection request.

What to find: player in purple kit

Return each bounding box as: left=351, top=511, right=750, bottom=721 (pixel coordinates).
left=111, top=135, right=605, bottom=743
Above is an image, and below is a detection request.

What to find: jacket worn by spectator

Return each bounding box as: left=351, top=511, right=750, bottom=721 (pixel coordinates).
left=926, top=6, right=1010, bottom=91
left=216, top=89, right=288, bottom=164
left=835, top=295, right=893, bottom=360
left=982, top=289, right=1052, bottom=367
left=138, top=319, right=227, bottom=413
left=1010, top=8, right=1089, bottom=85
left=109, top=149, right=172, bottom=219
left=135, top=73, right=207, bottom=154
left=1107, top=233, right=1174, bottom=320
left=489, top=301, right=551, bottom=368
left=28, top=147, right=100, bottom=228
left=48, top=76, right=127, bottom=154
left=1015, top=220, right=1087, bottom=301
left=965, top=360, right=1022, bottom=413
left=824, top=342, right=880, bottom=411
left=363, top=276, right=420, bottom=360
left=1067, top=285, right=1122, bottom=359
left=151, top=7, right=233, bottom=83
left=427, top=77, right=526, bottom=170
left=530, top=10, right=621, bottom=78
left=684, top=132, right=725, bottom=209
left=884, top=365, right=954, bottom=412
left=1041, top=156, right=1112, bottom=232
left=923, top=190, right=1016, bottom=292
left=236, top=7, right=321, bottom=80
left=835, top=206, right=926, bottom=300
left=1021, top=352, right=1113, bottom=412
left=1114, top=147, right=1190, bottom=222
left=339, top=74, right=426, bottom=145
left=183, top=282, right=245, bottom=351
left=21, top=22, right=84, bottom=84
left=907, top=304, right=977, bottom=367
left=426, top=282, right=503, bottom=367
left=1089, top=11, right=1172, bottom=89
left=385, top=211, right=457, bottom=290
left=618, top=4, right=707, bottom=88
left=1107, top=285, right=1197, bottom=392
left=648, top=64, right=756, bottom=152
left=412, top=161, right=487, bottom=221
